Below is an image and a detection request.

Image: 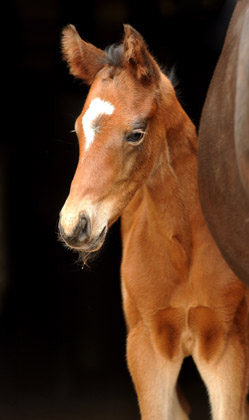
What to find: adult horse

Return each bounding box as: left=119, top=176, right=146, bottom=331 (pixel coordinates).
left=59, top=24, right=249, bottom=419
left=198, top=0, right=249, bottom=285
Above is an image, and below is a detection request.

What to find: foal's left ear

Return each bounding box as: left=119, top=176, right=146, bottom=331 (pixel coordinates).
left=123, top=25, right=160, bottom=84
left=61, top=24, right=107, bottom=85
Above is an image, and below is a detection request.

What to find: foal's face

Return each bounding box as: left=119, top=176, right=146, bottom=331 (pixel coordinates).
left=59, top=25, right=166, bottom=256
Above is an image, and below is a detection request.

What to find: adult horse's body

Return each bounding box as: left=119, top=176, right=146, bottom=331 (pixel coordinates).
left=198, top=0, right=249, bottom=285
left=59, top=25, right=249, bottom=419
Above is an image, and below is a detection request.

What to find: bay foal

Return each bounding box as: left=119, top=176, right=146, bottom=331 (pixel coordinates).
left=59, top=25, right=249, bottom=419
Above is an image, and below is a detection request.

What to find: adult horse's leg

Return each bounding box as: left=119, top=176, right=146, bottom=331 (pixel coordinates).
left=193, top=332, right=249, bottom=420
left=127, top=322, right=189, bottom=420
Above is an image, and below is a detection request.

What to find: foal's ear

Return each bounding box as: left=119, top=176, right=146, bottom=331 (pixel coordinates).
left=61, top=25, right=107, bottom=85
left=123, top=25, right=160, bottom=84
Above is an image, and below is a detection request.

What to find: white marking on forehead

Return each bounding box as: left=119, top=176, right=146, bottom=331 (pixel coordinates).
left=82, top=97, right=114, bottom=151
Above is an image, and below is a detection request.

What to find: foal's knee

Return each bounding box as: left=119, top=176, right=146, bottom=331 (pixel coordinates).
left=151, top=307, right=186, bottom=360
left=189, top=306, right=227, bottom=363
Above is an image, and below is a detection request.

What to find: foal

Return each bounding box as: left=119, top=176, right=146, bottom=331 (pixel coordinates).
left=59, top=24, right=249, bottom=420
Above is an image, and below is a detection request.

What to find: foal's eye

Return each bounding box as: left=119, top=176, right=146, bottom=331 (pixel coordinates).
left=126, top=130, right=146, bottom=145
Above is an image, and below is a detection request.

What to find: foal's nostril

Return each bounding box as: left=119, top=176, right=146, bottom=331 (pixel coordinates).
left=78, top=214, right=91, bottom=243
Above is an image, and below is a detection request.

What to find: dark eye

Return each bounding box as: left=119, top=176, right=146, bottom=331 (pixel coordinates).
left=126, top=130, right=146, bottom=145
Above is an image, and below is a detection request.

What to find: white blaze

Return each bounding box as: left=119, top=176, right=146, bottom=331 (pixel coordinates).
left=82, top=97, right=114, bottom=151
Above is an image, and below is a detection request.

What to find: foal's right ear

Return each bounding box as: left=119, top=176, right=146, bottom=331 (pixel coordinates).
left=61, top=25, right=107, bottom=85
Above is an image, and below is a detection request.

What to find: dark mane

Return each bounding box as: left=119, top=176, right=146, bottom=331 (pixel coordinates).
left=103, top=43, right=180, bottom=99
left=104, top=43, right=124, bottom=67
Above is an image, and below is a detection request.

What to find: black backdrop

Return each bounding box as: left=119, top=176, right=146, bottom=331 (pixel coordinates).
left=1, top=1, right=236, bottom=419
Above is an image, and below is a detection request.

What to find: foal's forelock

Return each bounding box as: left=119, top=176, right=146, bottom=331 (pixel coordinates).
left=104, top=43, right=124, bottom=68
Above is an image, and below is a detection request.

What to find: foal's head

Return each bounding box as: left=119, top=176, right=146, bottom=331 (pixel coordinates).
left=59, top=25, right=176, bottom=259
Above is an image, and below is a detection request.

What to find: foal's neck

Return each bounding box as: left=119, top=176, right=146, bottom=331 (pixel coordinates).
left=144, top=86, right=202, bottom=257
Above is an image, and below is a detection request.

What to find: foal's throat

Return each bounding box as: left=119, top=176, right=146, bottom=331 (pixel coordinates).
left=143, top=111, right=199, bottom=260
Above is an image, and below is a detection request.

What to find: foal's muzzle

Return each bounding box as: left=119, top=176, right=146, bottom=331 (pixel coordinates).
left=59, top=211, right=107, bottom=253
left=59, top=213, right=91, bottom=248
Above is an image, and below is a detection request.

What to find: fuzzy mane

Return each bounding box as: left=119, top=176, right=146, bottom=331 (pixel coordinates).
left=104, top=43, right=179, bottom=90
left=104, top=43, right=124, bottom=67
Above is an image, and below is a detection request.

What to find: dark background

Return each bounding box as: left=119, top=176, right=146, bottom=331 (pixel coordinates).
left=0, top=1, right=236, bottom=419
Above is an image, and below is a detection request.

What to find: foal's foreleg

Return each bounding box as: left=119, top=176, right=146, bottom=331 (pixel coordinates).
left=126, top=322, right=189, bottom=420
left=194, top=333, right=249, bottom=420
